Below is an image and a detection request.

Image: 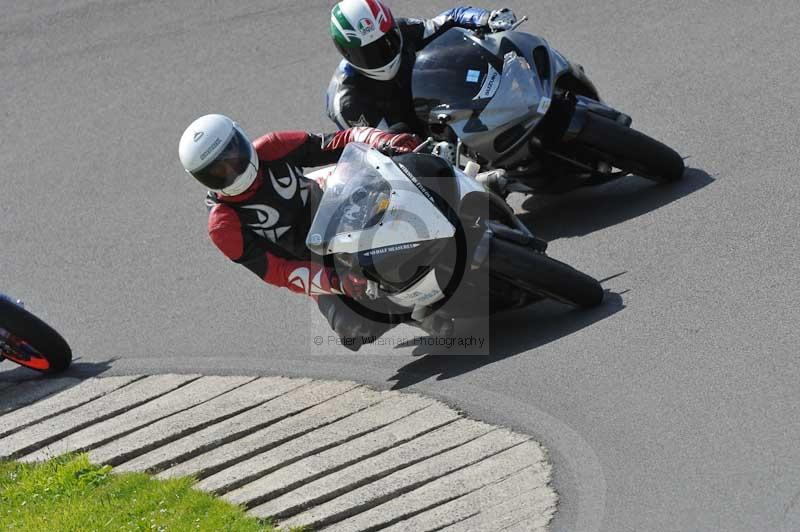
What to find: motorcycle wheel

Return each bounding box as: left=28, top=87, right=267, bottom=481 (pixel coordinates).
left=576, top=112, right=685, bottom=182
left=489, top=238, right=604, bottom=309
left=0, top=299, right=72, bottom=373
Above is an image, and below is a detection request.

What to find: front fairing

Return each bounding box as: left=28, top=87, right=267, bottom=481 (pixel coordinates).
left=412, top=28, right=590, bottom=160
left=306, top=143, right=454, bottom=256
left=412, top=29, right=503, bottom=119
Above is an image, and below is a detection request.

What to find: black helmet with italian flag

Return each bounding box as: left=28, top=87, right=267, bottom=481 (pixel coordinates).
left=330, top=0, right=403, bottom=81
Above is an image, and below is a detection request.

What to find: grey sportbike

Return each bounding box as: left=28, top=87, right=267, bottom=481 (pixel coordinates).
left=412, top=18, right=685, bottom=195
left=305, top=142, right=603, bottom=341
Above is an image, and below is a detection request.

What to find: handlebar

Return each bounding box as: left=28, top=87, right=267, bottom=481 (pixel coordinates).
left=413, top=137, right=434, bottom=153
left=509, top=16, right=528, bottom=32
left=471, top=15, right=528, bottom=39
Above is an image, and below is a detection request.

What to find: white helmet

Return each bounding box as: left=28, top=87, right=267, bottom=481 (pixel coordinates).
left=179, top=114, right=259, bottom=196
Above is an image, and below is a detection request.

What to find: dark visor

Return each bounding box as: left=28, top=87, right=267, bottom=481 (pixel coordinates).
left=191, top=129, right=253, bottom=190
left=337, top=27, right=402, bottom=70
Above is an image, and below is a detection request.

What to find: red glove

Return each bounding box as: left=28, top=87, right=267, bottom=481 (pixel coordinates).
left=346, top=128, right=419, bottom=155
left=377, top=133, right=419, bottom=155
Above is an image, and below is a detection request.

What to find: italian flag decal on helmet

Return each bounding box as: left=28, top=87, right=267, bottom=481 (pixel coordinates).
left=364, top=0, right=394, bottom=32
left=331, top=4, right=361, bottom=48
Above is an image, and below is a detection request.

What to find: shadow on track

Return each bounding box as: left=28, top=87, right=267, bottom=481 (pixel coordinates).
left=386, top=170, right=711, bottom=389
left=516, top=167, right=714, bottom=241
left=0, top=358, right=116, bottom=382
left=387, top=291, right=625, bottom=390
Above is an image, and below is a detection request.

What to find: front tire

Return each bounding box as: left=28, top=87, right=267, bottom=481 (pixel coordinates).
left=576, top=112, right=685, bottom=182
left=489, top=238, right=604, bottom=308
left=0, top=299, right=71, bottom=373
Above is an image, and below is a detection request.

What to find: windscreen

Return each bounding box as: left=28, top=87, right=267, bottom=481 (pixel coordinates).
left=473, top=52, right=541, bottom=131
left=306, top=143, right=392, bottom=255
left=413, top=29, right=542, bottom=137
left=412, top=28, right=503, bottom=121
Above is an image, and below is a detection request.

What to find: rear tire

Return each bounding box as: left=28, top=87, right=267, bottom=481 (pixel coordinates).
left=576, top=112, right=685, bottom=182
left=489, top=238, right=604, bottom=308
left=0, top=299, right=71, bottom=373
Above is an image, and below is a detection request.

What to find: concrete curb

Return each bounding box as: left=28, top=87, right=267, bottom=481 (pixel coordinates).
left=0, top=375, right=557, bottom=531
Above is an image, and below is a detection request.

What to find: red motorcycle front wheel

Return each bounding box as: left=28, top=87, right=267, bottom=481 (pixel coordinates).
left=0, top=298, right=71, bottom=373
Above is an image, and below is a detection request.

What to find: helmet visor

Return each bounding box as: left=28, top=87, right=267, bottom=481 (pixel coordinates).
left=191, top=129, right=253, bottom=191
left=338, top=27, right=402, bottom=70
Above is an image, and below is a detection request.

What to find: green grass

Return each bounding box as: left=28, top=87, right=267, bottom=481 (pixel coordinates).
left=0, top=454, right=303, bottom=531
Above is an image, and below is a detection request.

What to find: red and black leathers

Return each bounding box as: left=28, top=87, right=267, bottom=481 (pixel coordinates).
left=206, top=127, right=416, bottom=298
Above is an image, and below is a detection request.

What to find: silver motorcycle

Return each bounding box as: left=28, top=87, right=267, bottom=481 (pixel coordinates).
left=306, top=143, right=604, bottom=335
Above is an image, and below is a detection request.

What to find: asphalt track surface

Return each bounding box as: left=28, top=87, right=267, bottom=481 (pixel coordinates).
left=1, top=1, right=799, bottom=531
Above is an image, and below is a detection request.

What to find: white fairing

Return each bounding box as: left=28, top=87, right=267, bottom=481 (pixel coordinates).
left=305, top=150, right=484, bottom=197
left=306, top=144, right=489, bottom=310
left=305, top=166, right=336, bottom=189
left=454, top=166, right=488, bottom=195
left=307, top=144, right=455, bottom=255
left=383, top=166, right=483, bottom=310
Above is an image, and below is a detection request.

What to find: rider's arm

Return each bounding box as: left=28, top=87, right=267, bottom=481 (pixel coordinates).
left=402, top=6, right=492, bottom=48
left=254, top=129, right=416, bottom=168
left=207, top=203, right=348, bottom=297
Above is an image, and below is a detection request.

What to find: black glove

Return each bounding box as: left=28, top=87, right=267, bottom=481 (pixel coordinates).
left=317, top=296, right=394, bottom=352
